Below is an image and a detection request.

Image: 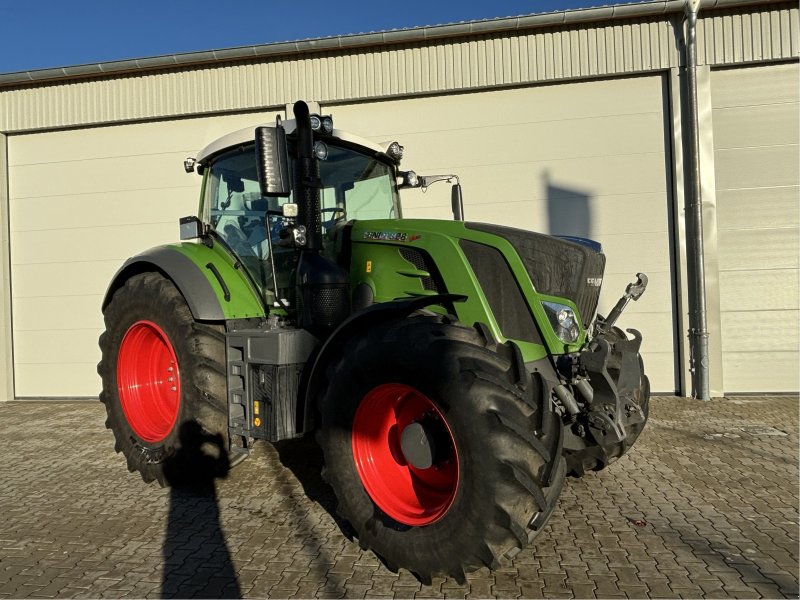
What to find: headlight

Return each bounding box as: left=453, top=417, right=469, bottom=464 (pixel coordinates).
left=398, top=170, right=419, bottom=188
left=542, top=301, right=580, bottom=343
left=313, top=141, right=329, bottom=160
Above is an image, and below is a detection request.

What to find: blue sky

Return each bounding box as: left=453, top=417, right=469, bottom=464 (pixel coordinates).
left=0, top=0, right=648, bottom=74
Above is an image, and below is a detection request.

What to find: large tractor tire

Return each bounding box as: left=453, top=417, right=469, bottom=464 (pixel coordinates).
left=316, top=316, right=566, bottom=582
left=565, top=326, right=650, bottom=478
left=98, top=272, right=229, bottom=486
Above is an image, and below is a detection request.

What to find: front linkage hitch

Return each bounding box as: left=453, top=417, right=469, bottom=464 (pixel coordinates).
left=555, top=273, right=651, bottom=475
left=579, top=328, right=647, bottom=453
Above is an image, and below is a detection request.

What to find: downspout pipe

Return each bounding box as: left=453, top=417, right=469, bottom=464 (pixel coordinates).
left=684, top=0, right=711, bottom=401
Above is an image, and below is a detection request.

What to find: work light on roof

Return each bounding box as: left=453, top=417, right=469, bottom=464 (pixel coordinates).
left=310, top=114, right=334, bottom=134
left=387, top=141, right=404, bottom=163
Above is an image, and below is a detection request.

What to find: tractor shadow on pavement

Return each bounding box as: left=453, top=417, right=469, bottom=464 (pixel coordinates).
left=275, top=434, right=357, bottom=540
left=161, top=420, right=242, bottom=599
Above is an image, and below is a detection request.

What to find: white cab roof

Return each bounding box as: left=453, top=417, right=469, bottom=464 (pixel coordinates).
left=196, top=119, right=390, bottom=165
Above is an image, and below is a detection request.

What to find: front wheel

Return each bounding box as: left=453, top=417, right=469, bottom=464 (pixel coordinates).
left=98, top=272, right=230, bottom=485
left=316, top=316, right=565, bottom=582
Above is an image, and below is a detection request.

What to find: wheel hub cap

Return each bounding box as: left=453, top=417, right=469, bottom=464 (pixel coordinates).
left=399, top=422, right=436, bottom=470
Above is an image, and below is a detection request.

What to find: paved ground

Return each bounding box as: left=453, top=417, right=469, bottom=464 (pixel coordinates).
left=0, top=396, right=797, bottom=599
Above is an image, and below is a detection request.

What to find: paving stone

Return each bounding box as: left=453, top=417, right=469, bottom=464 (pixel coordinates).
left=315, top=591, right=346, bottom=599
left=491, top=573, right=518, bottom=591
left=639, top=578, right=677, bottom=598
left=568, top=582, right=597, bottom=598
left=292, top=582, right=324, bottom=598
left=610, top=566, right=641, bottom=586
left=464, top=578, right=493, bottom=598
left=0, top=396, right=797, bottom=599
left=592, top=574, right=622, bottom=597
left=617, top=583, right=650, bottom=598
left=392, top=585, right=421, bottom=598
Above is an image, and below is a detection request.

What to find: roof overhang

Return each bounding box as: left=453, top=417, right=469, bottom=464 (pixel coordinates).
left=0, top=0, right=778, bottom=88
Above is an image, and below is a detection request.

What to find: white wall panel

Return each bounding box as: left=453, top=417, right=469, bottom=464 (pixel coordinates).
left=8, top=110, right=280, bottom=397
left=711, top=62, right=800, bottom=393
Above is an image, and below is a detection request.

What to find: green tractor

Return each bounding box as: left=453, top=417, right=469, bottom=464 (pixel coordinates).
left=99, top=100, right=650, bottom=581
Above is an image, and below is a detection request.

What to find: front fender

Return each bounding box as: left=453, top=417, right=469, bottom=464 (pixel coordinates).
left=102, top=244, right=266, bottom=321
left=298, top=293, right=466, bottom=433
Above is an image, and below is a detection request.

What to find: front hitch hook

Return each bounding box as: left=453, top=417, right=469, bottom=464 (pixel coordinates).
left=596, top=272, right=648, bottom=334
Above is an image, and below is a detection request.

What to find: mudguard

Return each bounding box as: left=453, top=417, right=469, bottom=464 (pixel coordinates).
left=298, top=293, right=466, bottom=433
left=102, top=245, right=265, bottom=321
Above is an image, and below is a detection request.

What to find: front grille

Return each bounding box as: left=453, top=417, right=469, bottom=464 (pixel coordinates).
left=466, top=223, right=605, bottom=327
left=459, top=240, right=541, bottom=344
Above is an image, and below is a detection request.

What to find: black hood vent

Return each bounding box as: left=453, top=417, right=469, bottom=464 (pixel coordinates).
left=466, top=223, right=606, bottom=327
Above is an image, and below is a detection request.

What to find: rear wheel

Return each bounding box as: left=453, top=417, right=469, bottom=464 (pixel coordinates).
left=98, top=272, right=229, bottom=486
left=316, top=316, right=565, bottom=582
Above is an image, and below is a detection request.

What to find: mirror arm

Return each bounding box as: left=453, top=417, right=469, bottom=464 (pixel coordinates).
left=419, top=174, right=456, bottom=188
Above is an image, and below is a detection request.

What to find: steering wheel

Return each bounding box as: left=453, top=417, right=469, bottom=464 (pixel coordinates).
left=222, top=223, right=256, bottom=258
left=320, top=207, right=346, bottom=234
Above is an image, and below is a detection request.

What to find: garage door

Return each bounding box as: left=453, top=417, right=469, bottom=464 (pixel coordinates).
left=8, top=111, right=280, bottom=397
left=329, top=75, right=679, bottom=392
left=9, top=76, right=678, bottom=396
left=711, top=63, right=800, bottom=393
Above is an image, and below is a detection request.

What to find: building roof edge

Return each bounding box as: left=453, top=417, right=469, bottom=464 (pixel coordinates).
left=0, top=0, right=783, bottom=88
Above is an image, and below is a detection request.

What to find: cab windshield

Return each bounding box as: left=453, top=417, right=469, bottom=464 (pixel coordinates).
left=202, top=141, right=400, bottom=298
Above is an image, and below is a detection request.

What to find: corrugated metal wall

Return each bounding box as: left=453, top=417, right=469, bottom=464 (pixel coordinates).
left=0, top=2, right=798, bottom=398
left=0, top=3, right=796, bottom=133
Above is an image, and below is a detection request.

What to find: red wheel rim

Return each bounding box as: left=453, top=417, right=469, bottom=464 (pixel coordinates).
left=352, top=383, right=459, bottom=526
left=117, top=320, right=180, bottom=443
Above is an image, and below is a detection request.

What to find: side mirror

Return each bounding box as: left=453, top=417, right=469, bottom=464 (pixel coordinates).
left=451, top=183, right=464, bottom=221
left=255, top=122, right=290, bottom=197
left=179, top=216, right=204, bottom=240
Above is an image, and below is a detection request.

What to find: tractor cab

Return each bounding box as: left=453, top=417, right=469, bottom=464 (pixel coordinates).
left=189, top=117, right=405, bottom=308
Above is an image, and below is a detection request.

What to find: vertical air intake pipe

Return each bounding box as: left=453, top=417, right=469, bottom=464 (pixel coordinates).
left=293, top=101, right=323, bottom=251
left=292, top=101, right=350, bottom=334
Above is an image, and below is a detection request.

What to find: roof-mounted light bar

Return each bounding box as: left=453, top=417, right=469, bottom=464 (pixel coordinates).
left=309, top=114, right=333, bottom=134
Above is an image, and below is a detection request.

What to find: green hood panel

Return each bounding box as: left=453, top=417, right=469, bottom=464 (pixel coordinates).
left=350, top=219, right=586, bottom=360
